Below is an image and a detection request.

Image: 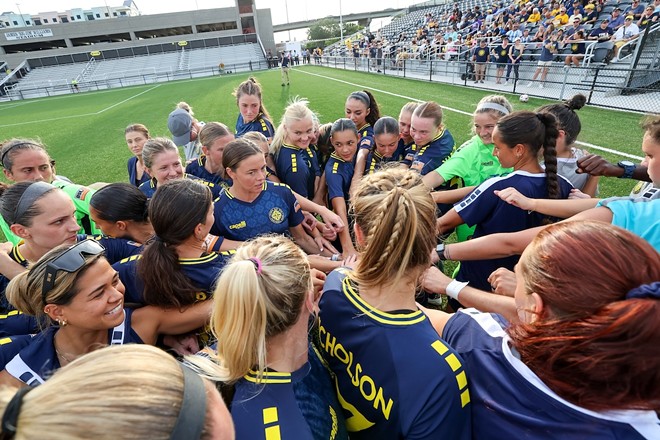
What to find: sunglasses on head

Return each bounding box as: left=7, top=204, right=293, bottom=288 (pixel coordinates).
left=42, top=239, right=105, bottom=304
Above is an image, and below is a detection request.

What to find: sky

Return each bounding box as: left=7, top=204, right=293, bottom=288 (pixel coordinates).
left=2, top=0, right=420, bottom=26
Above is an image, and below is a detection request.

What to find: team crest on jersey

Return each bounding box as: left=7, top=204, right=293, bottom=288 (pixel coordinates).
left=269, top=207, right=285, bottom=224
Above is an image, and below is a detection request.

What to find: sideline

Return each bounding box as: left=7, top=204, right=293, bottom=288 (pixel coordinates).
left=295, top=68, right=644, bottom=161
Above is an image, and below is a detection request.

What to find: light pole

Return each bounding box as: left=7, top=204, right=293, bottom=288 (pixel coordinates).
left=285, top=0, right=291, bottom=41
left=339, top=0, right=343, bottom=44
left=15, top=3, right=26, bottom=28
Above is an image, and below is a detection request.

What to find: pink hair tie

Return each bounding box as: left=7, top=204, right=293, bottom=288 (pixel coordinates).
left=248, top=257, right=262, bottom=275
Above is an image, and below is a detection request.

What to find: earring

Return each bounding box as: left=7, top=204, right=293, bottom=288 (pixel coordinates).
left=57, top=318, right=68, bottom=327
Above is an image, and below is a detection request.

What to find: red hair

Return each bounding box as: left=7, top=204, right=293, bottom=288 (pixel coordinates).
left=508, top=220, right=660, bottom=411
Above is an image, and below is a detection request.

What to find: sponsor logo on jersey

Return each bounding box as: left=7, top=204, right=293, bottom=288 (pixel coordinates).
left=269, top=207, right=285, bottom=224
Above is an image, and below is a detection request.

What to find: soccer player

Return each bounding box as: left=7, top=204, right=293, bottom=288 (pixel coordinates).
left=187, top=235, right=349, bottom=439
left=404, top=101, right=456, bottom=177
left=397, top=102, right=418, bottom=156
left=233, top=77, right=275, bottom=141
left=317, top=168, right=471, bottom=439
left=89, top=183, right=154, bottom=244
left=424, top=221, right=660, bottom=440
left=271, top=98, right=321, bottom=201
left=325, top=119, right=360, bottom=258
left=210, top=138, right=325, bottom=256
left=0, top=240, right=214, bottom=386
left=436, top=111, right=573, bottom=292
left=138, top=137, right=222, bottom=199
left=124, top=123, right=151, bottom=187
left=0, top=139, right=101, bottom=244
left=116, top=179, right=235, bottom=308
left=345, top=90, right=382, bottom=193
left=185, top=122, right=234, bottom=187
left=0, top=182, right=143, bottom=337
left=0, top=345, right=235, bottom=439
left=364, top=116, right=405, bottom=175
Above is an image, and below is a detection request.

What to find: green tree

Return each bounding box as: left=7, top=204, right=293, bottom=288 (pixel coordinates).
left=343, top=23, right=362, bottom=35
left=307, top=18, right=341, bottom=42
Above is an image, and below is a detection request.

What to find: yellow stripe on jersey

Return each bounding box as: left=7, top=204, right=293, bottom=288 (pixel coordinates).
left=291, top=154, right=298, bottom=172
left=0, top=337, right=12, bottom=345
left=432, top=339, right=471, bottom=407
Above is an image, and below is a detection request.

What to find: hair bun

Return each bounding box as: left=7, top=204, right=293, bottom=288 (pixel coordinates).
left=565, top=94, right=586, bottom=111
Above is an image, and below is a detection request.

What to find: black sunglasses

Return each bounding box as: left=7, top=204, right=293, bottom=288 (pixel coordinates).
left=42, top=239, right=105, bottom=304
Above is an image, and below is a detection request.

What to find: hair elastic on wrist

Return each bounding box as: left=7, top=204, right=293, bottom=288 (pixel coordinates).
left=248, top=257, right=262, bottom=275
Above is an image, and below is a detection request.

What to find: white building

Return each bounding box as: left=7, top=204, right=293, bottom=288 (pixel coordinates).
left=0, top=1, right=139, bottom=29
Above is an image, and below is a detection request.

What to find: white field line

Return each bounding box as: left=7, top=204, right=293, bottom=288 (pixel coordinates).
left=0, top=84, right=161, bottom=128
left=296, top=68, right=644, bottom=161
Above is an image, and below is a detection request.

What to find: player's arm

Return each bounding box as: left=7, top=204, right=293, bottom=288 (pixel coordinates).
left=349, top=149, right=370, bottom=198
left=331, top=197, right=356, bottom=258
left=495, top=187, right=601, bottom=218
left=290, top=224, right=327, bottom=255
left=131, top=300, right=213, bottom=345
left=0, top=244, right=26, bottom=280
left=431, top=186, right=475, bottom=204
left=436, top=208, right=464, bottom=235
left=294, top=191, right=344, bottom=232
left=422, top=169, right=447, bottom=189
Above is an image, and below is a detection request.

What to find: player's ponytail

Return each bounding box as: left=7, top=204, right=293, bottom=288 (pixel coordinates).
left=137, top=179, right=213, bottom=308
left=351, top=168, right=435, bottom=289
left=537, top=112, right=560, bottom=200
left=188, top=235, right=311, bottom=384
left=508, top=221, right=660, bottom=411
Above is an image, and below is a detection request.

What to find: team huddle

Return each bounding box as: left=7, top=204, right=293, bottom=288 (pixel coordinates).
left=0, top=75, right=657, bottom=439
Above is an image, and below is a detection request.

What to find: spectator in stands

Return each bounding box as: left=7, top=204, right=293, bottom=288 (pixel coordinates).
left=565, top=30, right=587, bottom=67
left=589, top=19, right=614, bottom=42
left=124, top=124, right=151, bottom=187
left=655, top=0, right=660, bottom=13
left=521, top=28, right=533, bottom=43
left=609, top=8, right=626, bottom=30
left=611, top=16, right=640, bottom=58
left=583, top=3, right=599, bottom=25
left=564, top=15, right=585, bottom=38
left=506, top=22, right=523, bottom=40
left=638, top=5, right=659, bottom=29
left=167, top=103, right=203, bottom=161
left=567, top=0, right=585, bottom=19
left=533, top=25, right=547, bottom=42
left=527, top=32, right=559, bottom=88
left=555, top=6, right=570, bottom=26
left=625, top=0, right=646, bottom=20
left=527, top=7, right=542, bottom=23
left=472, top=39, right=490, bottom=83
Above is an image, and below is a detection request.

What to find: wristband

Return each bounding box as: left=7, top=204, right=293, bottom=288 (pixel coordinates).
left=446, top=279, right=469, bottom=301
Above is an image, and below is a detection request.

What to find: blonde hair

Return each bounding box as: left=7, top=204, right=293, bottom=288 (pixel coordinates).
left=0, top=345, right=219, bottom=439
left=141, top=137, right=180, bottom=169
left=176, top=101, right=194, bottom=117
left=350, top=168, right=436, bottom=289
left=242, top=131, right=268, bottom=146
left=6, top=244, right=104, bottom=324
left=189, top=235, right=310, bottom=384
left=399, top=101, right=419, bottom=117
left=270, top=97, right=315, bottom=156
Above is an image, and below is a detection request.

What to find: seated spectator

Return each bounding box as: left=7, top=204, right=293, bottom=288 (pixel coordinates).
left=610, top=8, right=625, bottom=30
left=564, top=16, right=584, bottom=38
left=638, top=5, right=659, bottom=29
left=565, top=30, right=586, bottom=67
left=611, top=16, right=640, bottom=58
left=567, top=0, right=585, bottom=18
left=624, top=0, right=646, bottom=20
left=583, top=3, right=599, bottom=25
left=589, top=19, right=614, bottom=42
left=521, top=28, right=533, bottom=42
left=555, top=7, right=570, bottom=25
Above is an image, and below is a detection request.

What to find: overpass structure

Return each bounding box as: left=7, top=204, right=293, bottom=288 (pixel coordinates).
left=272, top=8, right=405, bottom=33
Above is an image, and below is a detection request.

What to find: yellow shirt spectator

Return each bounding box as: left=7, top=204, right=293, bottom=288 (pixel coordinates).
left=528, top=11, right=541, bottom=22
left=556, top=12, right=569, bottom=24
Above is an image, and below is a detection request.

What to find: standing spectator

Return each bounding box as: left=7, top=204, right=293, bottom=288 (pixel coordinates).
left=280, top=51, right=290, bottom=86
left=473, top=39, right=490, bottom=83
left=527, top=32, right=559, bottom=88
left=506, top=37, right=525, bottom=84
left=493, top=36, right=510, bottom=84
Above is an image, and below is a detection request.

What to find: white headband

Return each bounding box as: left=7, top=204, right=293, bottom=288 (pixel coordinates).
left=476, top=102, right=511, bottom=115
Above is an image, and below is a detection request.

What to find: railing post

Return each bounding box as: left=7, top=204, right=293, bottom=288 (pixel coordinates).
left=587, top=67, right=600, bottom=105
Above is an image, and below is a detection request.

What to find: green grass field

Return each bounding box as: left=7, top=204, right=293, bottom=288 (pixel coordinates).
left=0, top=65, right=646, bottom=197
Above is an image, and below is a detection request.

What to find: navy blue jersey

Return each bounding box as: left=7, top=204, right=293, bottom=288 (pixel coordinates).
left=444, top=309, right=660, bottom=440
left=364, top=146, right=406, bottom=175
left=357, top=123, right=375, bottom=150
left=138, top=174, right=223, bottom=199
left=231, top=344, right=349, bottom=440
left=399, top=139, right=415, bottom=166
left=4, top=309, right=142, bottom=385
left=310, top=144, right=331, bottom=171
left=127, top=156, right=151, bottom=187
left=113, top=251, right=234, bottom=305
left=276, top=144, right=318, bottom=199
left=0, top=246, right=38, bottom=337
left=317, top=269, right=471, bottom=439
left=305, top=147, right=322, bottom=177
left=325, top=153, right=354, bottom=201
left=405, top=129, right=455, bottom=176
left=185, top=155, right=232, bottom=188
left=80, top=234, right=142, bottom=265
left=455, top=171, right=573, bottom=291
left=236, top=113, right=275, bottom=139
left=0, top=335, right=33, bottom=371
left=211, top=181, right=303, bottom=241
